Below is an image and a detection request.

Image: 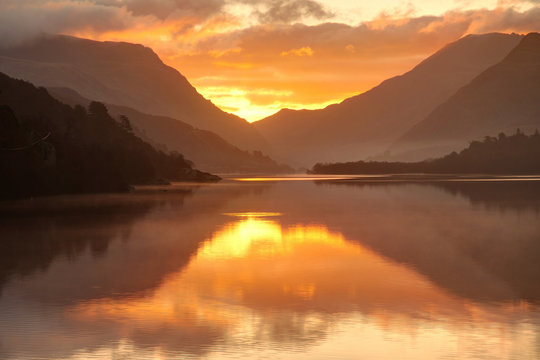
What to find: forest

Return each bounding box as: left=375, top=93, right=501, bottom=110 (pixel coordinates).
left=0, top=73, right=219, bottom=199
left=310, top=130, right=540, bottom=175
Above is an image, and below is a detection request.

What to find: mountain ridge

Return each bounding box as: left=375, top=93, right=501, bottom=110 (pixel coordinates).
left=48, top=86, right=292, bottom=174
left=392, top=32, right=540, bottom=160
left=0, top=34, right=268, bottom=152
left=0, top=72, right=219, bottom=199
left=254, top=32, right=523, bottom=166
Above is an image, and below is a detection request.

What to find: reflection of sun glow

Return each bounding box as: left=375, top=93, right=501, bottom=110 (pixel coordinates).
left=67, top=216, right=538, bottom=359
left=198, top=217, right=283, bottom=259
left=196, top=218, right=372, bottom=265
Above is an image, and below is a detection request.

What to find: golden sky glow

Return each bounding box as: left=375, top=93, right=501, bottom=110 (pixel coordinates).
left=2, top=0, right=539, bottom=121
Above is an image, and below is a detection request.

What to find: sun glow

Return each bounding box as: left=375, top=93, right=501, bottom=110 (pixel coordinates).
left=195, top=85, right=347, bottom=122
left=195, top=86, right=346, bottom=122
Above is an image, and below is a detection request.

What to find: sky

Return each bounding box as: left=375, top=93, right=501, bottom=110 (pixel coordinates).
left=1, top=1, right=540, bottom=121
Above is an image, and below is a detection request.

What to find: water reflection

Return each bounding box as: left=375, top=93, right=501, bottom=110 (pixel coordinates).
left=315, top=177, right=540, bottom=212
left=0, top=190, right=198, bottom=301
left=64, top=217, right=461, bottom=355
left=313, top=179, right=540, bottom=302
left=1, top=179, right=539, bottom=359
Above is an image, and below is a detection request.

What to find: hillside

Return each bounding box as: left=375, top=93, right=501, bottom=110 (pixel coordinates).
left=48, top=87, right=291, bottom=174
left=0, top=73, right=218, bottom=200
left=0, top=34, right=267, bottom=152
left=311, top=130, right=540, bottom=175
left=393, top=32, right=540, bottom=160
left=254, top=33, right=522, bottom=166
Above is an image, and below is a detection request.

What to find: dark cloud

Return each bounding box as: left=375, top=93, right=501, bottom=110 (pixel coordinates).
left=254, top=0, right=334, bottom=24
left=86, top=0, right=331, bottom=23
left=471, top=6, right=540, bottom=32
left=0, top=0, right=334, bottom=46
left=0, top=0, right=130, bottom=46
left=123, top=0, right=225, bottom=20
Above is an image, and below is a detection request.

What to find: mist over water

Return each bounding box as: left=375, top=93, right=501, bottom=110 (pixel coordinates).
left=1, top=178, right=539, bottom=360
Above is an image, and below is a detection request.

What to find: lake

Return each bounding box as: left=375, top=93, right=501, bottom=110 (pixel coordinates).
left=1, top=176, right=540, bottom=359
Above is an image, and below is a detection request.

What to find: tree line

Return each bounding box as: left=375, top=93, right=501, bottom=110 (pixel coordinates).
left=0, top=73, right=219, bottom=199
left=310, top=130, right=540, bottom=175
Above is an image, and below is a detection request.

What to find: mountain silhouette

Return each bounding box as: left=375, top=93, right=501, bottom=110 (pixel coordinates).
left=0, top=34, right=267, bottom=152
left=392, top=32, right=540, bottom=160
left=48, top=87, right=291, bottom=174
left=0, top=72, right=219, bottom=199
left=254, top=33, right=522, bottom=166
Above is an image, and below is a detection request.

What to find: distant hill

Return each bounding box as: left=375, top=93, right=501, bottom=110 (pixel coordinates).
left=0, top=72, right=219, bottom=200
left=0, top=34, right=267, bottom=152
left=310, top=130, right=540, bottom=175
left=392, top=32, right=540, bottom=160
left=48, top=87, right=292, bottom=174
left=254, top=33, right=523, bottom=166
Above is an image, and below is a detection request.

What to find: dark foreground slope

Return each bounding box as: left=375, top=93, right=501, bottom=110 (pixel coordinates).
left=0, top=34, right=267, bottom=152
left=254, top=33, right=522, bottom=166
left=311, top=131, right=540, bottom=175
left=48, top=87, right=291, bottom=174
left=394, top=32, right=540, bottom=160
left=0, top=73, right=219, bottom=199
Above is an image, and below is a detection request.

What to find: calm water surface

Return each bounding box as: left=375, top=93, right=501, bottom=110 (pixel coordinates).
left=1, top=177, right=540, bottom=359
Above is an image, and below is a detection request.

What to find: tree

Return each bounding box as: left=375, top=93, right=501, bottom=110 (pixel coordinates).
left=88, top=101, right=108, bottom=118
left=118, top=115, right=133, bottom=133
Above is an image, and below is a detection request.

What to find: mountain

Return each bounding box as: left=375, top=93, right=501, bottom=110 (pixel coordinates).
left=254, top=33, right=523, bottom=166
left=0, top=72, right=219, bottom=200
left=48, top=87, right=291, bottom=174
left=0, top=34, right=267, bottom=152
left=392, top=32, right=540, bottom=160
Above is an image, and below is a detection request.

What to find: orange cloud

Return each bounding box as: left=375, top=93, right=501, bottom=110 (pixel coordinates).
left=1, top=1, right=539, bottom=121
left=168, top=6, right=539, bottom=120
left=281, top=46, right=314, bottom=56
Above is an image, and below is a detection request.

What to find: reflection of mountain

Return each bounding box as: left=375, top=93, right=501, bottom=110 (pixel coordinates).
left=314, top=179, right=540, bottom=302
left=0, top=190, right=193, bottom=299
left=316, top=178, right=540, bottom=211
left=432, top=180, right=540, bottom=212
